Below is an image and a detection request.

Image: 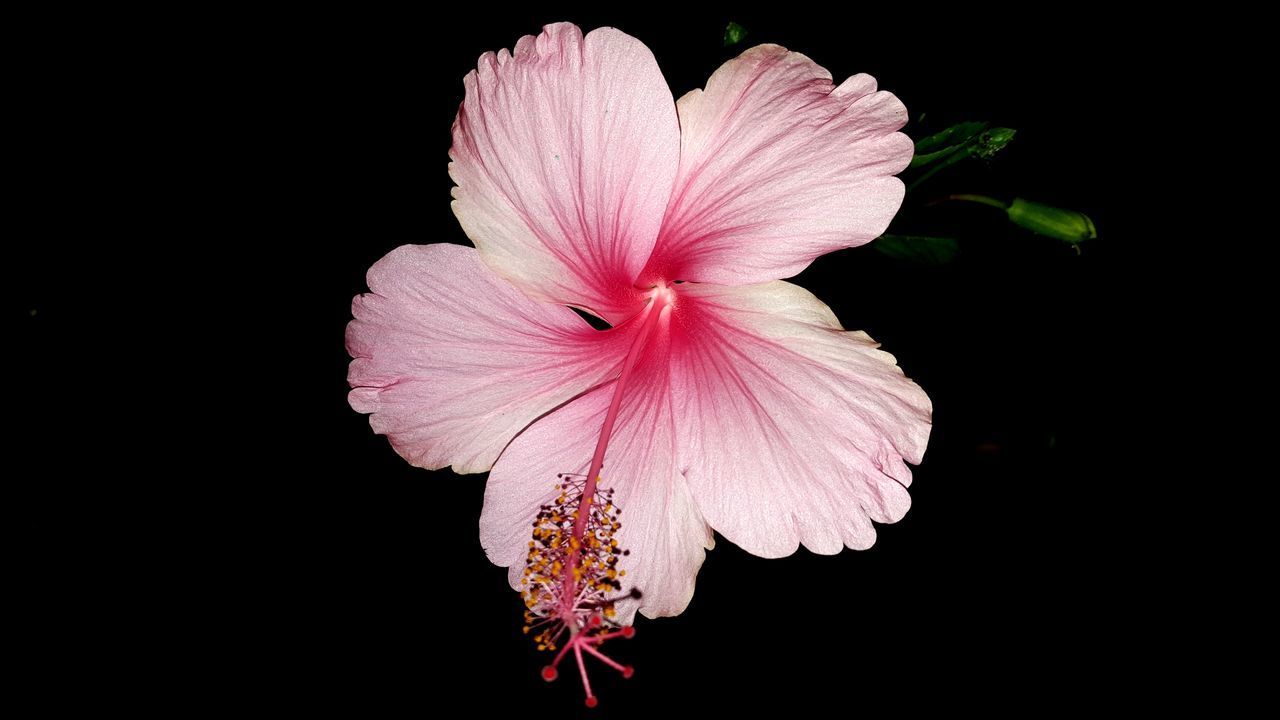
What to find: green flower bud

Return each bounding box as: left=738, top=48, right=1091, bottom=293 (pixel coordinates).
left=1006, top=198, right=1097, bottom=245
left=723, top=21, right=748, bottom=47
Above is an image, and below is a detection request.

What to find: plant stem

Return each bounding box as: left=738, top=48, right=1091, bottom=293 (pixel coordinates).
left=945, top=193, right=1010, bottom=210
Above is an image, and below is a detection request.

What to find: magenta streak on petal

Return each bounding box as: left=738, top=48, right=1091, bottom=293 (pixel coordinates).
left=562, top=286, right=673, bottom=615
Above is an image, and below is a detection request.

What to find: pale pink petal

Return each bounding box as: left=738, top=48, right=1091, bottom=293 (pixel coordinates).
left=480, top=323, right=713, bottom=621
left=642, top=45, right=913, bottom=285
left=450, top=22, right=680, bottom=324
left=346, top=244, right=632, bottom=474
left=669, top=281, right=931, bottom=557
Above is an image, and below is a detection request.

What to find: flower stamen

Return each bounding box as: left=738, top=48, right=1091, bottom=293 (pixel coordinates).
left=519, top=291, right=669, bottom=706
left=521, top=474, right=639, bottom=706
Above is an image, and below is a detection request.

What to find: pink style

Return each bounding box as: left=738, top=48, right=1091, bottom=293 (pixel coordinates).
left=347, top=22, right=932, bottom=705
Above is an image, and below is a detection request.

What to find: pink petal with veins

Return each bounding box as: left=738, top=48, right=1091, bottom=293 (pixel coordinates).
left=346, top=244, right=630, bottom=474
left=642, top=45, right=913, bottom=286
left=450, top=23, right=680, bottom=324
left=669, top=281, right=931, bottom=558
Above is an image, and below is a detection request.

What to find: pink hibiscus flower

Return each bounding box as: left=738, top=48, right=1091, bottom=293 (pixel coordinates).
left=347, top=22, right=931, bottom=703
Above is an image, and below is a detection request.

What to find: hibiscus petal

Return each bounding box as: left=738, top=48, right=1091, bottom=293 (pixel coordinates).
left=670, top=281, right=931, bottom=558
left=480, top=324, right=714, bottom=621
left=346, top=243, right=630, bottom=474
left=643, top=45, right=913, bottom=285
left=450, top=22, right=680, bottom=324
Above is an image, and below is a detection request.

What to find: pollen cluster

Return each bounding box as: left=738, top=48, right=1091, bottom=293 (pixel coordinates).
left=521, top=473, right=628, bottom=649
left=517, top=473, right=639, bottom=707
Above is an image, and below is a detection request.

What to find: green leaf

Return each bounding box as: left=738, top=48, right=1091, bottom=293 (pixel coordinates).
left=910, top=124, right=1016, bottom=170
left=913, top=121, right=989, bottom=157
left=909, top=122, right=990, bottom=173
left=974, top=127, right=1017, bottom=159
left=910, top=143, right=968, bottom=170
left=723, top=21, right=749, bottom=47
left=908, top=126, right=1017, bottom=191
left=873, top=234, right=960, bottom=265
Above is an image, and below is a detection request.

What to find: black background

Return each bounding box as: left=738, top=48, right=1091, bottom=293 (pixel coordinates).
left=16, top=7, right=1145, bottom=715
